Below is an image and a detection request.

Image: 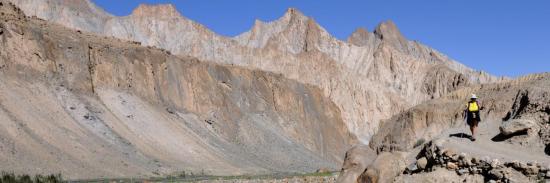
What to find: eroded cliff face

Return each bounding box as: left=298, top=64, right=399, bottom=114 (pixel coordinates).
left=370, top=73, right=550, bottom=152
left=337, top=73, right=549, bottom=183
left=8, top=0, right=502, bottom=142
left=0, top=1, right=355, bottom=178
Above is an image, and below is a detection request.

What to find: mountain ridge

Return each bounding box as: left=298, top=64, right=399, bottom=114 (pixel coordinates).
left=0, top=1, right=356, bottom=177
left=3, top=1, right=548, bottom=182
left=131, top=4, right=182, bottom=19
left=8, top=0, right=501, bottom=143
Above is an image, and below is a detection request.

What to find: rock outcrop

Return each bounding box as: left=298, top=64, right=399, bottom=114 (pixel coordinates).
left=406, top=140, right=549, bottom=182
left=8, top=0, right=501, bottom=142
left=499, top=119, right=537, bottom=136
left=370, top=73, right=550, bottom=152
left=339, top=73, right=549, bottom=182
left=0, top=1, right=355, bottom=179
left=336, top=145, right=376, bottom=183
left=356, top=152, right=407, bottom=183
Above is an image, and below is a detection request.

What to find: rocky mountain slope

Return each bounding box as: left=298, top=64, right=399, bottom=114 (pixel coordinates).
left=9, top=0, right=501, bottom=142
left=5, top=0, right=541, bottom=182
left=338, top=73, right=550, bottom=182
left=0, top=1, right=355, bottom=179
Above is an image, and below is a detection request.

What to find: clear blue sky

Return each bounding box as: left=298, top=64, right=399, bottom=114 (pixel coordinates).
left=92, top=0, right=549, bottom=77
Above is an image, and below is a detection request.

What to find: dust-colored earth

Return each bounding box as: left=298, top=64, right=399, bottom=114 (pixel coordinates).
left=339, top=74, right=550, bottom=182
left=0, top=0, right=355, bottom=179
left=1, top=0, right=548, bottom=182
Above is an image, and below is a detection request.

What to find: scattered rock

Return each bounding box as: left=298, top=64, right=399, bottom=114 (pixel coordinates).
left=506, top=168, right=529, bottom=182
left=471, top=157, right=479, bottom=164
left=446, top=162, right=458, bottom=170
left=417, top=157, right=428, bottom=170
left=459, top=153, right=466, bottom=159
left=460, top=157, right=473, bottom=167
left=443, top=149, right=456, bottom=158
left=83, top=114, right=96, bottom=120
left=357, top=152, right=407, bottom=183
left=405, top=163, right=418, bottom=173
left=450, top=154, right=459, bottom=162
left=410, top=139, right=549, bottom=182
left=500, top=119, right=537, bottom=136
left=166, top=107, right=176, bottom=114
left=456, top=168, right=468, bottom=175
left=470, top=167, right=480, bottom=174
left=490, top=159, right=500, bottom=168
left=204, top=119, right=214, bottom=125
left=336, top=145, right=376, bottom=183
left=523, top=165, right=539, bottom=175
left=488, top=169, right=504, bottom=180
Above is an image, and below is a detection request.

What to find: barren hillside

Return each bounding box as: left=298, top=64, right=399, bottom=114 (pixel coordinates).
left=4, top=0, right=542, bottom=182
left=0, top=1, right=355, bottom=179
left=9, top=0, right=501, bottom=142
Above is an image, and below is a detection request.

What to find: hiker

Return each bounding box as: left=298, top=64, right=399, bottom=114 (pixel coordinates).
left=465, top=94, right=484, bottom=141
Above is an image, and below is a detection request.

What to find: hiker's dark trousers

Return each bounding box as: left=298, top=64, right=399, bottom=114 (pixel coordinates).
left=467, top=111, right=480, bottom=126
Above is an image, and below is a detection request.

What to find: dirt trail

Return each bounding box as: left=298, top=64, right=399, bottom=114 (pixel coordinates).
left=439, top=119, right=550, bottom=167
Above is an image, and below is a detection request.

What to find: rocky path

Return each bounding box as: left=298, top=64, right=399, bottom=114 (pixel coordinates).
left=399, top=119, right=550, bottom=182
left=440, top=120, right=550, bottom=167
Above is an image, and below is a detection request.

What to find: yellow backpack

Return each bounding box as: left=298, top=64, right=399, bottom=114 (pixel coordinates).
left=468, top=101, right=479, bottom=112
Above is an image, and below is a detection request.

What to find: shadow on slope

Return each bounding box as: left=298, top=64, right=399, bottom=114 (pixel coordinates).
left=490, top=131, right=528, bottom=142
left=449, top=133, right=472, bottom=140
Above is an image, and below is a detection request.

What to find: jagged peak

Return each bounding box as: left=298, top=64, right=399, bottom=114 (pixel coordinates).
left=251, top=19, right=266, bottom=30
left=373, top=20, right=410, bottom=52
left=349, top=27, right=370, bottom=40
left=353, top=27, right=369, bottom=34
left=131, top=3, right=182, bottom=19
left=373, top=20, right=405, bottom=41
left=278, top=7, right=311, bottom=24
left=347, top=27, right=372, bottom=46
left=283, top=7, right=306, bottom=19
left=254, top=19, right=263, bottom=25
left=233, top=6, right=330, bottom=52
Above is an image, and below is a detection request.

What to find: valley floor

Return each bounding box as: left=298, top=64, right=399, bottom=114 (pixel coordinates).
left=70, top=172, right=338, bottom=183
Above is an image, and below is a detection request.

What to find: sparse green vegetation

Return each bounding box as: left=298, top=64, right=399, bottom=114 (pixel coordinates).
left=72, top=171, right=337, bottom=183
left=301, top=171, right=334, bottom=177
left=1, top=172, right=63, bottom=183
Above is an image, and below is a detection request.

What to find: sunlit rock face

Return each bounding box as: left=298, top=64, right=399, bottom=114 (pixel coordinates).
left=0, top=1, right=355, bottom=178
left=9, top=0, right=500, bottom=143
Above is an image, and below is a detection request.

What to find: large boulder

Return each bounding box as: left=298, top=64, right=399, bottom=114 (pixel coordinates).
left=336, top=144, right=376, bottom=183
left=499, top=119, right=537, bottom=136
left=416, top=157, right=428, bottom=170
left=357, top=152, right=407, bottom=183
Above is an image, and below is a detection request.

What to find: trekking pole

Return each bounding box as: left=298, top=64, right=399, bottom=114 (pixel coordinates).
left=461, top=110, right=466, bottom=139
